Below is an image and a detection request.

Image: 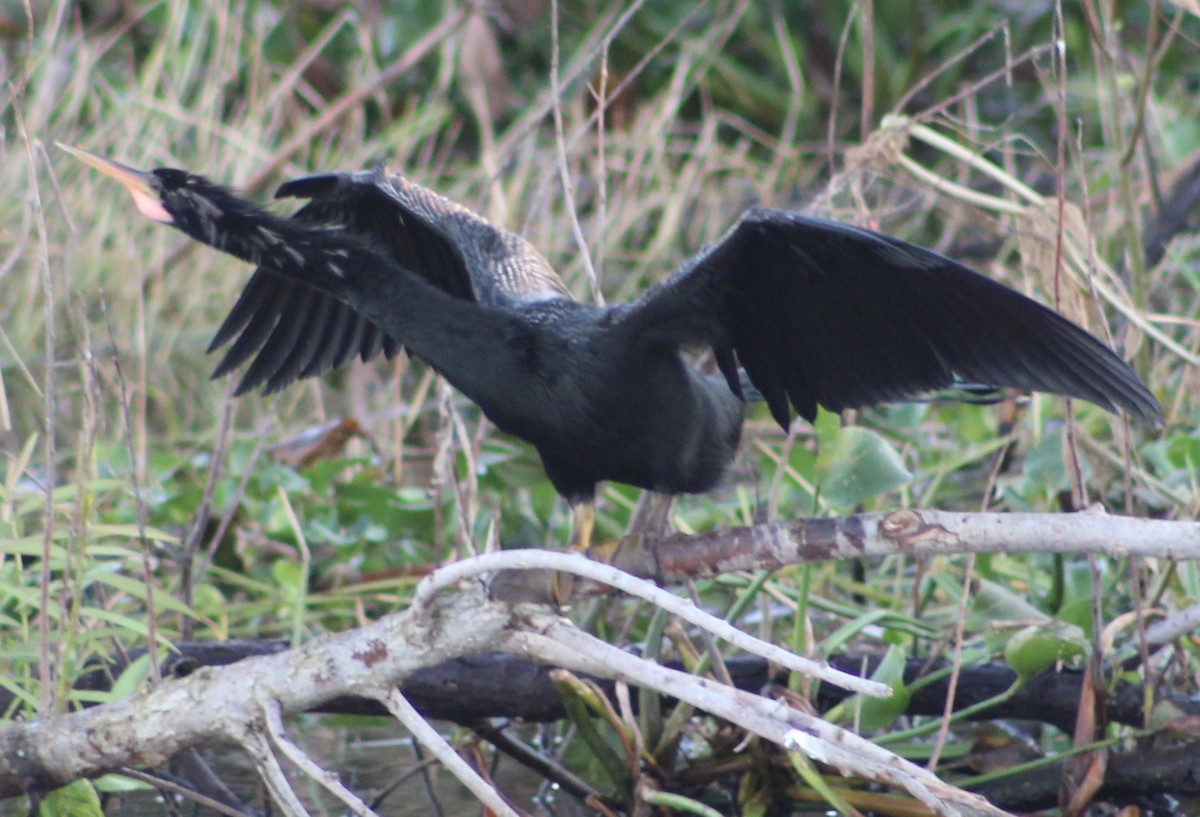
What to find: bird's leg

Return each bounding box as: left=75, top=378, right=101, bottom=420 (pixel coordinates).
left=552, top=495, right=667, bottom=601
left=550, top=500, right=597, bottom=604
left=568, top=501, right=597, bottom=553
left=629, top=491, right=674, bottom=538
left=587, top=491, right=671, bottom=574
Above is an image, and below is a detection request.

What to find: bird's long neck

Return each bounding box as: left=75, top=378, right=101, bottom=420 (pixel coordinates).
left=172, top=197, right=364, bottom=277
left=173, top=199, right=535, bottom=413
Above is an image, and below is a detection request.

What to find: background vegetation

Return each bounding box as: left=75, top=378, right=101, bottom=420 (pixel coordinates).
left=1, top=0, right=1198, bottom=814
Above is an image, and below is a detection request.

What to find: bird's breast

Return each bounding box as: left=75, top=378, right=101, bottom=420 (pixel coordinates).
left=528, top=344, right=745, bottom=498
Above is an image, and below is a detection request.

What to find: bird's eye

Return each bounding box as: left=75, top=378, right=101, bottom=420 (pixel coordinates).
left=154, top=168, right=191, bottom=190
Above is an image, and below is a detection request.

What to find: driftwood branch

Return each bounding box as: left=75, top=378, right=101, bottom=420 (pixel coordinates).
left=1, top=549, right=1007, bottom=817
left=3, top=511, right=1195, bottom=814
left=32, top=646, right=1198, bottom=734
left=610, top=508, right=1200, bottom=580
left=0, top=589, right=514, bottom=799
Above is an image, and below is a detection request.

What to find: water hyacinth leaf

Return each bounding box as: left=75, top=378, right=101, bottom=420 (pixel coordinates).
left=816, top=423, right=912, bottom=508
left=1004, top=622, right=1088, bottom=680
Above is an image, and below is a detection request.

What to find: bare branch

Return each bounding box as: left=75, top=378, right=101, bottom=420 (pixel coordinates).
left=615, top=508, right=1200, bottom=580
left=238, top=727, right=308, bottom=817
left=262, top=697, right=378, bottom=817
left=379, top=688, right=521, bottom=817
left=505, top=615, right=1010, bottom=817
left=0, top=589, right=515, bottom=800
left=413, top=548, right=890, bottom=697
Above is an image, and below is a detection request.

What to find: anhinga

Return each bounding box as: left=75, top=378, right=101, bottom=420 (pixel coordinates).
left=63, top=144, right=1161, bottom=563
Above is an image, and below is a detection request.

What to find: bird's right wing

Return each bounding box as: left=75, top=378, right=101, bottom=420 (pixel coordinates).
left=208, top=265, right=398, bottom=395
left=209, top=170, right=569, bottom=394
left=624, top=208, right=1161, bottom=428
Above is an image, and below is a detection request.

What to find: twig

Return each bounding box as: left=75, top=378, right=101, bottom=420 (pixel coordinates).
left=103, top=309, right=161, bottom=681
left=262, top=698, right=376, bottom=817
left=16, top=90, right=58, bottom=714
left=198, top=415, right=273, bottom=589
left=1145, top=601, right=1200, bottom=645
left=379, top=688, right=521, bottom=817
left=239, top=728, right=308, bottom=817
left=115, top=767, right=253, bottom=817
left=472, top=721, right=603, bottom=805
left=644, top=509, right=1200, bottom=579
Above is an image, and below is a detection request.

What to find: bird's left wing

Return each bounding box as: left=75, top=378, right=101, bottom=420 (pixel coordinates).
left=209, top=170, right=569, bottom=394
left=624, top=208, right=1161, bottom=427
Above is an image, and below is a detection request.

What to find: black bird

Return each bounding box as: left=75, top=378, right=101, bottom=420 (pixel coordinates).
left=63, top=145, right=1161, bottom=559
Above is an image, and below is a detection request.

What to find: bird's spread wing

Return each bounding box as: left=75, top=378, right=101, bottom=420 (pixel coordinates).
left=210, top=169, right=569, bottom=394
left=625, top=208, right=1161, bottom=427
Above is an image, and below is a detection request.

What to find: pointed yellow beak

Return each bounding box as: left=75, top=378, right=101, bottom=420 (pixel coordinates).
left=57, top=143, right=174, bottom=224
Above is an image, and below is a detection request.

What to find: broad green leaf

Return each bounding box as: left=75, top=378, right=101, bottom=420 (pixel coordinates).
left=1004, top=622, right=1088, bottom=679
left=965, top=577, right=1049, bottom=625
left=1022, top=430, right=1068, bottom=493
left=39, top=780, right=103, bottom=817
left=272, top=560, right=305, bottom=596
left=816, top=424, right=912, bottom=508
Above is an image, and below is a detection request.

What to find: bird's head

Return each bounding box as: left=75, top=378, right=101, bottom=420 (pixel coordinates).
left=59, top=143, right=264, bottom=236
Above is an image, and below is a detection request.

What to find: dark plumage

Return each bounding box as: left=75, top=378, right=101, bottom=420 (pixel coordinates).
left=63, top=145, right=1161, bottom=554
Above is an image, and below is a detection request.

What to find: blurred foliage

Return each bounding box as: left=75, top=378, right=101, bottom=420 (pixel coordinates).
left=2, top=0, right=1199, bottom=813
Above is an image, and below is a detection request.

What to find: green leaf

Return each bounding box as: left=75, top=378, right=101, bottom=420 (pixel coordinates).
left=858, top=645, right=912, bottom=730
left=827, top=644, right=911, bottom=730
left=965, top=577, right=1049, bottom=625
left=0, top=674, right=38, bottom=711
left=110, top=654, right=154, bottom=699
left=820, top=608, right=897, bottom=655
left=79, top=608, right=157, bottom=640
left=1004, top=622, right=1088, bottom=680
left=93, top=774, right=151, bottom=794
left=1022, top=430, right=1068, bottom=493
left=815, top=422, right=912, bottom=508
left=89, top=523, right=179, bottom=544
left=39, top=780, right=103, bottom=817
left=86, top=572, right=195, bottom=615
left=272, top=560, right=305, bottom=596
left=786, top=750, right=860, bottom=815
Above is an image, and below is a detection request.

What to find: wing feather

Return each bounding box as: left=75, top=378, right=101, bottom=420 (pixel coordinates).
left=626, top=209, right=1160, bottom=426
left=208, top=169, right=569, bottom=393
left=239, top=286, right=319, bottom=395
